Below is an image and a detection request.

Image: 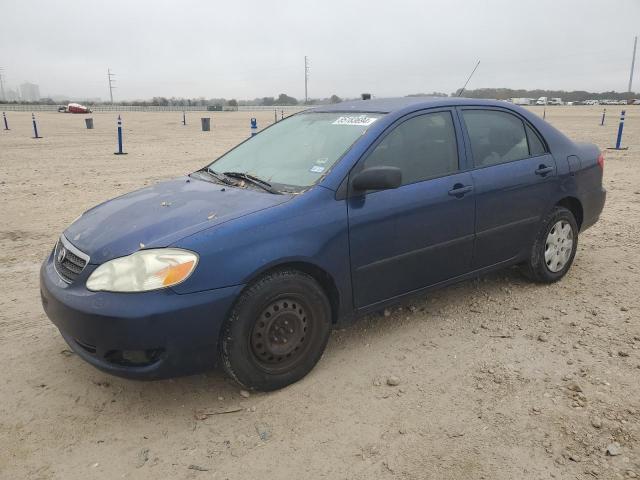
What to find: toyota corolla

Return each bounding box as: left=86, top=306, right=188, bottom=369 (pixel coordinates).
left=40, top=97, right=606, bottom=391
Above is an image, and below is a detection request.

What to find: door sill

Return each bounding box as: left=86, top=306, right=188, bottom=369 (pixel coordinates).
left=353, top=255, right=522, bottom=316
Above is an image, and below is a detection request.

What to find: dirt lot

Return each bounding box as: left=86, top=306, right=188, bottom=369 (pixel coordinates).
left=0, top=106, right=638, bottom=479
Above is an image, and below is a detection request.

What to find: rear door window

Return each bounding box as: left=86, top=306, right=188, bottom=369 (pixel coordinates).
left=462, top=110, right=530, bottom=167
left=525, top=124, right=547, bottom=156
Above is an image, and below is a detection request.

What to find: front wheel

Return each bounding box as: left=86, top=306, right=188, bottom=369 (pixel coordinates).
left=219, top=270, right=332, bottom=391
left=522, top=206, right=579, bottom=283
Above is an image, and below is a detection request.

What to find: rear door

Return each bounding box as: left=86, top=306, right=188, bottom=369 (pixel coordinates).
left=347, top=109, right=475, bottom=308
left=459, top=108, right=558, bottom=268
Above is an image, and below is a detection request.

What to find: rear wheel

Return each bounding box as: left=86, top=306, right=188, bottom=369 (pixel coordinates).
left=522, top=206, right=578, bottom=283
left=219, top=270, right=332, bottom=391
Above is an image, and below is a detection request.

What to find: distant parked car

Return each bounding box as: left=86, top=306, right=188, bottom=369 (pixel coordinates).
left=58, top=103, right=92, bottom=114
left=40, top=98, right=606, bottom=391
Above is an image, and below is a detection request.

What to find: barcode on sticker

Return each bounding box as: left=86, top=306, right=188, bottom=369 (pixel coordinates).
left=332, top=116, right=377, bottom=126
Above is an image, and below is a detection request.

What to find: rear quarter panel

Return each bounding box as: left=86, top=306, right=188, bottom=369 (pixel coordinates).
left=572, top=143, right=606, bottom=229
left=513, top=107, right=605, bottom=230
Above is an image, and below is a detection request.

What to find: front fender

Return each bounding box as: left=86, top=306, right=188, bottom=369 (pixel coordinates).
left=171, top=187, right=352, bottom=312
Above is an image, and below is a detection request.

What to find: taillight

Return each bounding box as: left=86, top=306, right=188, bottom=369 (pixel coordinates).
left=597, top=153, right=604, bottom=170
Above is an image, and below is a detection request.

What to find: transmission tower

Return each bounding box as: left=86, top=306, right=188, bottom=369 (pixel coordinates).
left=107, top=68, right=116, bottom=104
left=304, top=56, right=310, bottom=104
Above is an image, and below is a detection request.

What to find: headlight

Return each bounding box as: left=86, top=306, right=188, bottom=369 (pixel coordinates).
left=86, top=248, right=198, bottom=292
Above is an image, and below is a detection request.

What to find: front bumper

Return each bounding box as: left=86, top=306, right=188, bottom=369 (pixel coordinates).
left=40, top=250, right=244, bottom=379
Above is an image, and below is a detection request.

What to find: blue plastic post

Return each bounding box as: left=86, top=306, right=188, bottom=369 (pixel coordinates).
left=250, top=117, right=257, bottom=136
left=2, top=112, right=8, bottom=130
left=114, top=115, right=127, bottom=155
left=600, top=108, right=606, bottom=126
left=183, top=111, right=186, bottom=126
left=615, top=110, right=625, bottom=149
left=32, top=113, right=41, bottom=139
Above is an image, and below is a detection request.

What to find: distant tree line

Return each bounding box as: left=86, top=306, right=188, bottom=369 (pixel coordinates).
left=17, top=93, right=344, bottom=107
left=3, top=89, right=637, bottom=107
left=406, top=92, right=450, bottom=98
left=450, top=88, right=638, bottom=101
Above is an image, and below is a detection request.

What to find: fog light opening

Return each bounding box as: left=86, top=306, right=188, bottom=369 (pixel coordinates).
left=104, top=348, right=164, bottom=367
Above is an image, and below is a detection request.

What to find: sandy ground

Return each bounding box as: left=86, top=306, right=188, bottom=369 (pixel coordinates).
left=0, top=106, right=638, bottom=479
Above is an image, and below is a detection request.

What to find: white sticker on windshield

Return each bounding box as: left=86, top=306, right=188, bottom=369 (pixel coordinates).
left=310, top=165, right=325, bottom=173
left=332, top=115, right=377, bottom=126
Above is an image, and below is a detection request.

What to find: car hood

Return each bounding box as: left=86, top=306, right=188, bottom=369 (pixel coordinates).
left=64, top=176, right=292, bottom=264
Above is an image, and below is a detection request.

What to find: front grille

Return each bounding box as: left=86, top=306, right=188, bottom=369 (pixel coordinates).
left=54, top=236, right=89, bottom=283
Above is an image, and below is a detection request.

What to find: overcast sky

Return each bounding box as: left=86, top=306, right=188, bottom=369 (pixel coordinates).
left=1, top=0, right=639, bottom=100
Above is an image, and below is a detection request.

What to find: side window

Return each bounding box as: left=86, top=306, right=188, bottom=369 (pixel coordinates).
left=363, top=111, right=459, bottom=185
left=462, top=110, right=529, bottom=167
left=525, top=124, right=546, bottom=156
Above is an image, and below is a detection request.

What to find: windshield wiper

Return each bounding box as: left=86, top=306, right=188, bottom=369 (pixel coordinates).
left=193, top=167, right=236, bottom=186
left=222, top=171, right=281, bottom=194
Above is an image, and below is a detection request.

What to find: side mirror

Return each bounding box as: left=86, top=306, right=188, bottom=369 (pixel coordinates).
left=351, top=166, right=402, bottom=192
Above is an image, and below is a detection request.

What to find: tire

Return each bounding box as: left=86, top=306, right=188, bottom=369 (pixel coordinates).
left=522, top=206, right=579, bottom=283
left=219, top=269, right=332, bottom=391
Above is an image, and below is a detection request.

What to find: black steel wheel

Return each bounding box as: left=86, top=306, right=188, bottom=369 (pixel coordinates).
left=220, top=270, right=332, bottom=391
left=250, top=297, right=312, bottom=372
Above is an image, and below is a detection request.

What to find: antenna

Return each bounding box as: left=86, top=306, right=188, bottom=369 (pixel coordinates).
left=304, top=56, right=310, bottom=104
left=457, top=60, right=481, bottom=97
left=107, top=68, right=116, bottom=104
left=629, top=36, right=638, bottom=93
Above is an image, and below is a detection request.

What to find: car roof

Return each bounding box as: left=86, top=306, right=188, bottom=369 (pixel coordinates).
left=311, top=97, right=509, bottom=114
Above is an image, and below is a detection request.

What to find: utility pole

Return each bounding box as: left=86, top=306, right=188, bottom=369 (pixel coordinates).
left=0, top=67, right=6, bottom=102
left=629, top=36, right=638, bottom=93
left=107, top=68, right=116, bottom=104
left=304, top=56, right=310, bottom=104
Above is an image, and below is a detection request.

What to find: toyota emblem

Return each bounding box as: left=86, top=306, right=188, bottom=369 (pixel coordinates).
left=57, top=246, right=67, bottom=263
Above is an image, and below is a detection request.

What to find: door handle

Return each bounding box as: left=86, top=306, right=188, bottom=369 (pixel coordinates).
left=448, top=184, right=473, bottom=197
left=535, top=165, right=554, bottom=176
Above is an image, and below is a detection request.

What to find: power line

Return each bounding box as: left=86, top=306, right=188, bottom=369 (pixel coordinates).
left=107, top=68, right=116, bottom=104
left=304, top=56, right=310, bottom=104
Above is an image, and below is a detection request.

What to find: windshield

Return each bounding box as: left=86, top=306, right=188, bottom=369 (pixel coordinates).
left=207, top=112, right=384, bottom=191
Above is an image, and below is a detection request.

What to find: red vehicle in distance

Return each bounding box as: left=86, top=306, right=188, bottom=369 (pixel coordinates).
left=58, top=103, right=92, bottom=114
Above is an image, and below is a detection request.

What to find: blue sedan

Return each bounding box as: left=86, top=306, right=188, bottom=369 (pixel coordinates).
left=40, top=97, right=606, bottom=390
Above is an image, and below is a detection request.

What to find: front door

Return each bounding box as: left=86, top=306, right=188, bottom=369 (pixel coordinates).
left=347, top=109, right=476, bottom=308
